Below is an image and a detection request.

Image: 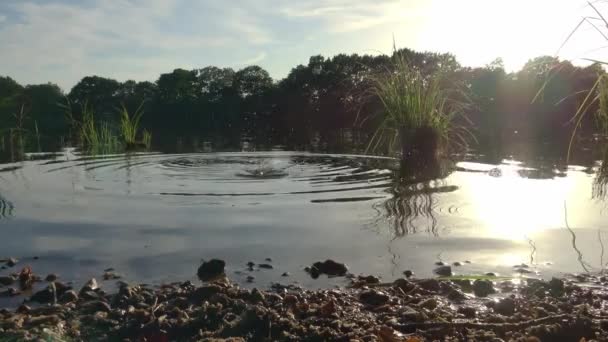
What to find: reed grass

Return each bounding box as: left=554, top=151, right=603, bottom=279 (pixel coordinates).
left=364, top=53, right=471, bottom=155
left=60, top=98, right=120, bottom=153
left=118, top=102, right=145, bottom=146
left=535, top=1, right=608, bottom=162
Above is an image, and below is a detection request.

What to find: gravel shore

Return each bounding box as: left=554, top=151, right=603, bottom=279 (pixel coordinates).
left=1, top=261, right=608, bottom=341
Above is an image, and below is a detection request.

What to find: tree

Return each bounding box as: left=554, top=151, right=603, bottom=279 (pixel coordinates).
left=234, top=66, right=273, bottom=98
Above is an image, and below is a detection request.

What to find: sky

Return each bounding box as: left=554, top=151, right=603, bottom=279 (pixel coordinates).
left=0, top=0, right=607, bottom=91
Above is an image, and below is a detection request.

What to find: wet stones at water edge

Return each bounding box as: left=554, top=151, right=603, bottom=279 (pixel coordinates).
left=197, top=259, right=226, bottom=281
left=0, top=275, right=16, bottom=286
left=433, top=265, right=452, bottom=277
left=308, top=260, right=348, bottom=278
left=1, top=258, right=19, bottom=267
left=473, top=279, right=496, bottom=297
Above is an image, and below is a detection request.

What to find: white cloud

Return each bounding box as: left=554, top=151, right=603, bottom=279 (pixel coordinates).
left=0, top=15, right=6, bottom=23
left=279, top=0, right=428, bottom=33
left=0, top=0, right=274, bottom=90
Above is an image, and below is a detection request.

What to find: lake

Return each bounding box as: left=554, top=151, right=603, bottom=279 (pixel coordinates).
left=0, top=149, right=606, bottom=307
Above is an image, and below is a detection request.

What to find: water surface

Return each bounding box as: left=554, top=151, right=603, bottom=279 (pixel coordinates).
left=0, top=150, right=606, bottom=306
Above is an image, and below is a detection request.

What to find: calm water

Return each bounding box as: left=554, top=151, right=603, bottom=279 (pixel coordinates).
left=0, top=149, right=607, bottom=306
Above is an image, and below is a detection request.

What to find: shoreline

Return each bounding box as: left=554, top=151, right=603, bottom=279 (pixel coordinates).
left=1, top=261, right=608, bottom=341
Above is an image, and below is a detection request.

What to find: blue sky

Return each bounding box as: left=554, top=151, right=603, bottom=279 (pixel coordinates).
left=0, top=0, right=602, bottom=91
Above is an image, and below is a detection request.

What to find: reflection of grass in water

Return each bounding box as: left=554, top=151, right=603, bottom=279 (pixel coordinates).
left=373, top=180, right=458, bottom=238
left=564, top=201, right=593, bottom=273
left=372, top=160, right=456, bottom=238
left=0, top=193, right=14, bottom=219
left=593, top=147, right=608, bottom=201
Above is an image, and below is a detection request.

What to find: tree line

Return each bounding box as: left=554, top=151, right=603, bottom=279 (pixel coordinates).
left=0, top=48, right=604, bottom=159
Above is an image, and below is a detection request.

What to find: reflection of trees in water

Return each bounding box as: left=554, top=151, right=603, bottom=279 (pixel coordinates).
left=373, top=160, right=457, bottom=238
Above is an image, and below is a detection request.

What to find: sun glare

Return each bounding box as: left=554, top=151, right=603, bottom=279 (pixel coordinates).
left=405, top=0, right=603, bottom=71
left=460, top=163, right=575, bottom=241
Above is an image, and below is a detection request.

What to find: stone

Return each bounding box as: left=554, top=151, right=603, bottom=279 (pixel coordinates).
left=281, top=272, right=290, bottom=277
left=103, top=272, right=121, bottom=280
left=0, top=287, right=20, bottom=297
left=82, top=300, right=112, bottom=313
left=59, top=290, right=79, bottom=303
left=30, top=283, right=57, bottom=304
left=265, top=258, right=272, bottom=262
left=0, top=276, right=15, bottom=286
left=357, top=275, right=380, bottom=284
left=6, top=258, right=17, bottom=267
left=393, top=278, right=415, bottom=292
left=197, top=259, right=226, bottom=281
left=495, top=297, right=516, bottom=316
left=515, top=268, right=532, bottom=274
left=45, top=274, right=58, bottom=282
left=419, top=297, right=438, bottom=310
left=258, top=264, right=273, bottom=269
left=310, top=260, right=348, bottom=277
left=435, top=261, right=446, bottom=266
left=434, top=265, right=452, bottom=277
left=447, top=288, right=467, bottom=302
left=81, top=278, right=98, bottom=293
left=549, top=277, right=565, bottom=296
left=250, top=288, right=265, bottom=303
left=451, top=279, right=473, bottom=293
left=458, top=306, right=477, bottom=318
left=452, top=262, right=463, bottom=267
left=417, top=279, right=441, bottom=292
left=473, top=279, right=495, bottom=297
left=403, top=270, right=414, bottom=278
left=190, top=284, right=222, bottom=301
left=246, top=276, right=255, bottom=283
left=359, top=290, right=389, bottom=306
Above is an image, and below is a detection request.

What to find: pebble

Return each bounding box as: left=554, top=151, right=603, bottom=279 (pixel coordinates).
left=418, top=279, right=441, bottom=292
left=494, top=297, right=516, bottom=316
left=0, top=275, right=15, bottom=286
left=80, top=278, right=99, bottom=294
left=246, top=276, right=255, bottom=283
left=197, top=259, right=226, bottom=281
left=258, top=264, right=273, bottom=269
left=458, top=306, right=477, bottom=318
left=250, top=288, right=265, bottom=303
left=403, top=270, right=414, bottom=278
left=473, top=279, right=495, bottom=297
left=59, top=290, right=79, bottom=303
left=281, top=272, right=290, bottom=277
left=359, top=289, right=389, bottom=306
left=433, top=265, right=452, bottom=277
left=310, top=260, right=348, bottom=277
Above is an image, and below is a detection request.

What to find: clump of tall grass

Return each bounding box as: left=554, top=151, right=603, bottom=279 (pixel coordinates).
left=118, top=103, right=145, bottom=146
left=364, top=53, right=471, bottom=157
left=61, top=98, right=120, bottom=153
